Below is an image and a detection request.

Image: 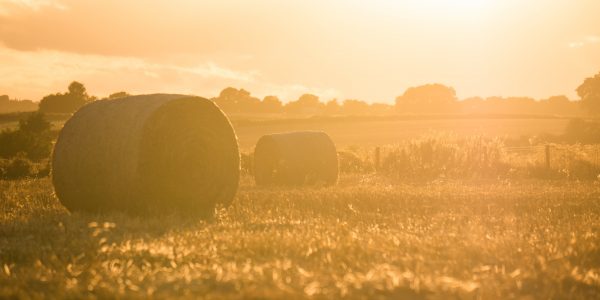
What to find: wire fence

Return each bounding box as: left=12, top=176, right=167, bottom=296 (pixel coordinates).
left=369, top=144, right=600, bottom=172
left=505, top=144, right=600, bottom=169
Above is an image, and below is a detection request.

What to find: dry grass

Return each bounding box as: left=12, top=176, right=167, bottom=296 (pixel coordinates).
left=1, top=176, right=599, bottom=299
left=0, top=113, right=573, bottom=149
left=331, top=135, right=600, bottom=181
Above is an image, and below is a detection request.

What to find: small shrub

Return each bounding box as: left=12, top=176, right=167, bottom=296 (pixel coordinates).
left=556, top=119, right=600, bottom=144
left=0, top=112, right=53, bottom=161
left=1, top=153, right=34, bottom=180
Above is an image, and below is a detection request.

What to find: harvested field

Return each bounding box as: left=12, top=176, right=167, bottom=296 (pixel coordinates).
left=1, top=176, right=599, bottom=299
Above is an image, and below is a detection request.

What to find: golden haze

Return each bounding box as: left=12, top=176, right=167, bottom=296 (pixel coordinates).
left=0, top=0, right=599, bottom=102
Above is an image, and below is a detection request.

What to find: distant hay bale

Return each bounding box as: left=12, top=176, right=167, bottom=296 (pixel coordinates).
left=253, top=131, right=338, bottom=186
left=52, top=94, right=240, bottom=215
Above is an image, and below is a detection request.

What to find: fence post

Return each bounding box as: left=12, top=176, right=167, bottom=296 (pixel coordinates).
left=375, top=147, right=381, bottom=172
left=545, top=144, right=551, bottom=169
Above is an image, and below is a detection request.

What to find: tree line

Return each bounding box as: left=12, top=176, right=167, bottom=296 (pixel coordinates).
left=217, top=72, right=600, bottom=116
left=2, top=71, right=600, bottom=116
left=0, top=95, right=37, bottom=114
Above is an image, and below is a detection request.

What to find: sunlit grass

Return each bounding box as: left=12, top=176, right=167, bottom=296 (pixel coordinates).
left=1, top=176, right=599, bottom=298
left=331, top=134, right=600, bottom=181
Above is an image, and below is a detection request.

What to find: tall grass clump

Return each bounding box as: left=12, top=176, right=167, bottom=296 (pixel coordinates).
left=379, top=134, right=509, bottom=180
left=337, top=148, right=374, bottom=173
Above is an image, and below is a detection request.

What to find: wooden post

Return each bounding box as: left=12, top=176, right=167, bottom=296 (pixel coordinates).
left=545, top=144, right=550, bottom=169
left=375, top=147, right=381, bottom=172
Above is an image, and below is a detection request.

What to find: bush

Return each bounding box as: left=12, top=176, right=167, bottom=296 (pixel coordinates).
left=0, top=112, right=53, bottom=161
left=562, top=119, right=600, bottom=144
left=0, top=153, right=34, bottom=180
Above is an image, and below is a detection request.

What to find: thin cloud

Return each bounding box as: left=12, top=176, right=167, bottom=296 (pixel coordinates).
left=0, top=45, right=338, bottom=103
left=568, top=35, right=600, bottom=48
left=0, top=46, right=258, bottom=99
left=585, top=35, right=600, bottom=43
left=0, top=0, right=68, bottom=15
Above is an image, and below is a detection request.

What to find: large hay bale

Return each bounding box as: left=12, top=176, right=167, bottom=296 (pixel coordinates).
left=253, top=131, right=338, bottom=186
left=52, top=94, right=240, bottom=215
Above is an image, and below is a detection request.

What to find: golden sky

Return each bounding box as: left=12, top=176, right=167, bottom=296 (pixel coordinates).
left=0, top=0, right=599, bottom=102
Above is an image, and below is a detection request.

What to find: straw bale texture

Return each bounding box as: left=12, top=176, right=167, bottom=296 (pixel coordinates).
left=52, top=94, right=240, bottom=215
left=253, top=131, right=338, bottom=186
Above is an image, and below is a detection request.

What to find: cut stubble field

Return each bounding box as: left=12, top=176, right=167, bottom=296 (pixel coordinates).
left=1, top=175, right=599, bottom=299
left=0, top=115, right=572, bottom=149
left=232, top=117, right=570, bottom=149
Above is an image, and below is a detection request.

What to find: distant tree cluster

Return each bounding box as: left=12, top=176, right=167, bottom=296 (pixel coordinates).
left=562, top=119, right=600, bottom=144
left=38, top=81, right=97, bottom=114
left=3, top=71, right=600, bottom=117
left=211, top=85, right=585, bottom=117
left=212, top=87, right=392, bottom=116
left=213, top=87, right=269, bottom=114
left=577, top=71, right=600, bottom=115
left=459, top=95, right=581, bottom=115
left=395, top=83, right=458, bottom=113
left=0, top=112, right=54, bottom=161
left=0, top=95, right=37, bottom=113
left=107, top=91, right=131, bottom=99
left=393, top=83, right=584, bottom=116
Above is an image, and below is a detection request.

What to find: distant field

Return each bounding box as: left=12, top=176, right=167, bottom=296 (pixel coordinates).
left=1, top=176, right=598, bottom=299
left=0, top=111, right=573, bottom=148
left=233, top=117, right=570, bottom=150
left=0, top=112, right=68, bottom=131
left=1, top=112, right=597, bottom=299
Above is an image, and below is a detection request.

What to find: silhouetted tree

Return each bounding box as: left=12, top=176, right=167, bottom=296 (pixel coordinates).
left=261, top=96, right=283, bottom=113
left=0, top=95, right=37, bottom=113
left=342, top=99, right=369, bottom=115
left=68, top=81, right=87, bottom=98
left=38, top=81, right=94, bottom=114
left=213, top=87, right=261, bottom=113
left=577, top=71, right=600, bottom=115
left=542, top=95, right=580, bottom=115
left=108, top=91, right=131, bottom=99
left=324, top=99, right=341, bottom=115
left=459, top=95, right=580, bottom=116
left=0, top=112, right=53, bottom=161
left=395, top=83, right=458, bottom=113
left=563, top=119, right=600, bottom=144
left=285, top=94, right=323, bottom=115
left=19, top=112, right=51, bottom=134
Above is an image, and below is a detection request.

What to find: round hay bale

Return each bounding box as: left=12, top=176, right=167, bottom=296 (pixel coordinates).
left=52, top=94, right=240, bottom=215
left=253, top=131, right=338, bottom=186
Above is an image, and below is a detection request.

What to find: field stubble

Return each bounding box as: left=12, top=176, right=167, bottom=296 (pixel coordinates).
left=1, top=175, right=599, bottom=299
